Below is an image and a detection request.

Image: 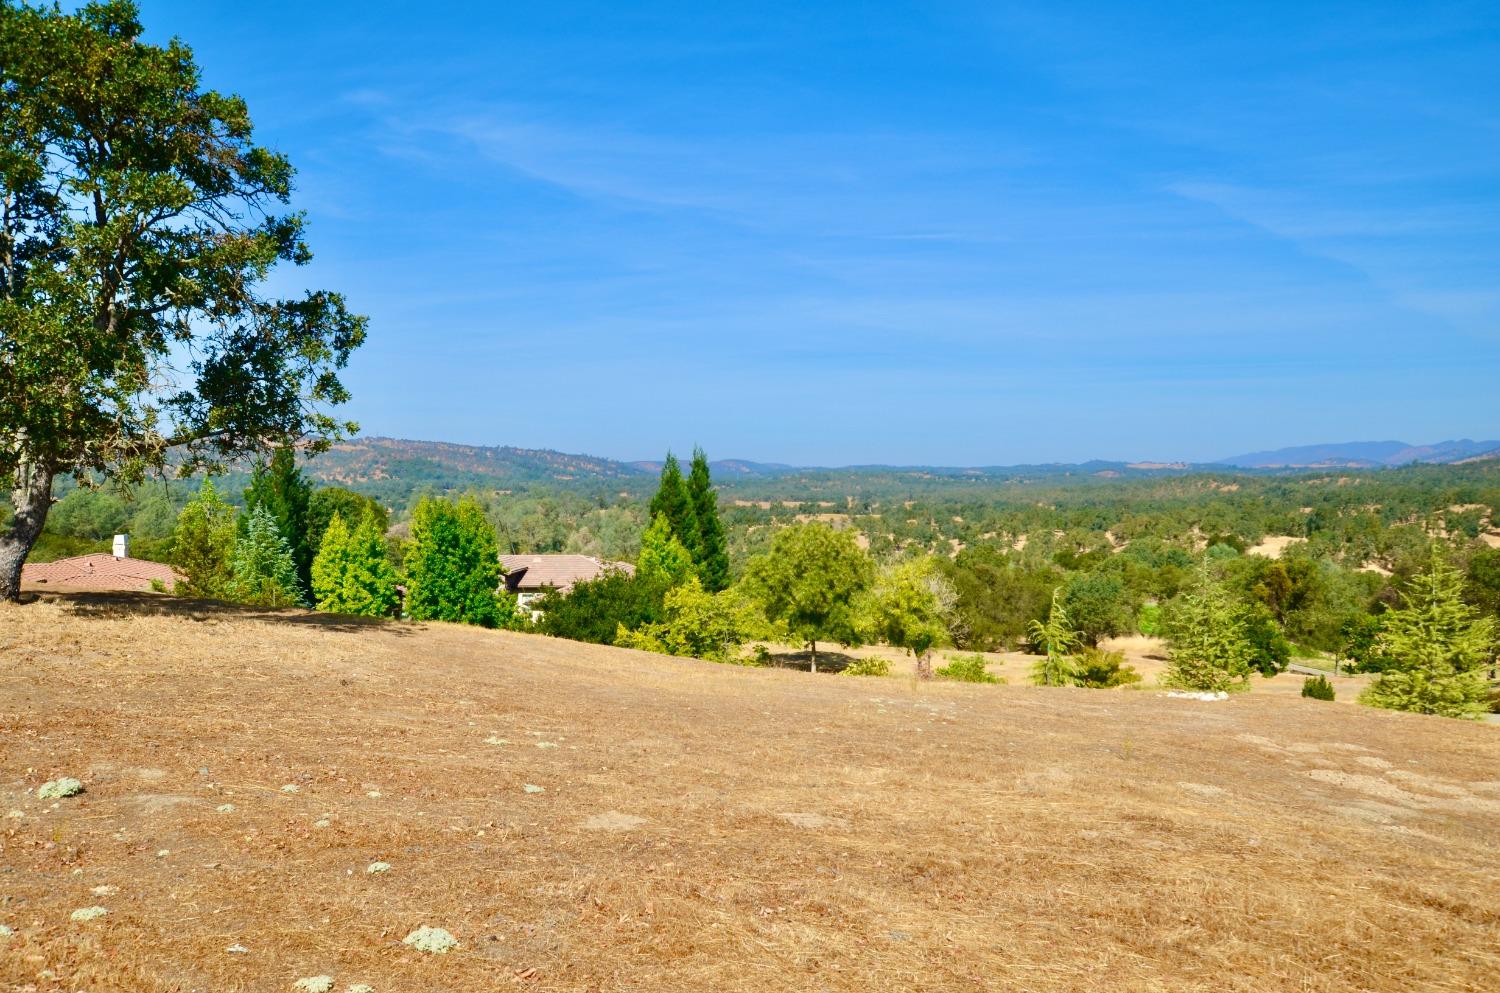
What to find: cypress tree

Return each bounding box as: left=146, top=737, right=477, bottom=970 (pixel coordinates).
left=244, top=447, right=313, bottom=597
left=170, top=478, right=237, bottom=598
left=1163, top=561, right=1254, bottom=693
left=648, top=452, right=699, bottom=562
left=312, top=510, right=398, bottom=617
left=686, top=447, right=730, bottom=591
left=1360, top=548, right=1495, bottom=719
left=404, top=496, right=508, bottom=627
left=230, top=506, right=304, bottom=607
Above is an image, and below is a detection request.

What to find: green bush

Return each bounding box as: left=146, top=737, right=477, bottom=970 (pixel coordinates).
left=1073, top=647, right=1142, bottom=688
left=1137, top=603, right=1162, bottom=636
left=1301, top=675, right=1335, bottom=701
left=841, top=657, right=890, bottom=677
left=936, top=653, right=1000, bottom=684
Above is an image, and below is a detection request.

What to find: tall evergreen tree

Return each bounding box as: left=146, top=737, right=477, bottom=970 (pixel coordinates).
left=1360, top=548, right=1495, bottom=719
left=230, top=505, right=304, bottom=607
left=686, top=447, right=730, bottom=591
left=404, top=496, right=511, bottom=627
left=648, top=452, right=699, bottom=562
left=1163, top=562, right=1254, bottom=693
left=244, top=447, right=313, bottom=596
left=312, top=511, right=399, bottom=617
left=637, top=514, right=696, bottom=589
left=170, top=478, right=237, bottom=598
left=1029, top=588, right=1081, bottom=686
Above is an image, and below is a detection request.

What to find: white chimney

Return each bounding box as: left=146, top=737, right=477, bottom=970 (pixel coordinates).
left=112, top=533, right=129, bottom=559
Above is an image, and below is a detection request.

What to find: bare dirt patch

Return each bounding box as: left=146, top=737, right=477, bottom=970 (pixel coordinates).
left=1, top=593, right=1498, bottom=992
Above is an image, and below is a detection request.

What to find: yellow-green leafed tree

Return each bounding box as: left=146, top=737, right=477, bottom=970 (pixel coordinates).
left=312, top=511, right=398, bottom=617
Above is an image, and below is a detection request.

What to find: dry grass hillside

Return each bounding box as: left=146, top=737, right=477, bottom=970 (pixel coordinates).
left=2, top=594, right=1498, bottom=993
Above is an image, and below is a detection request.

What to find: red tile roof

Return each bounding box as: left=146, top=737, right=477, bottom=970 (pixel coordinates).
left=21, top=554, right=184, bottom=593
left=500, top=554, right=634, bottom=594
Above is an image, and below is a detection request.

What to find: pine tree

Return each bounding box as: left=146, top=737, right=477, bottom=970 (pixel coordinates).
left=1164, top=562, right=1253, bottom=693
left=230, top=506, right=304, bottom=607
left=637, top=514, right=696, bottom=589
left=244, top=447, right=313, bottom=597
left=648, top=452, right=699, bottom=563
left=1360, top=548, right=1496, bottom=719
left=170, top=478, right=237, bottom=598
left=687, top=447, right=730, bottom=591
left=404, top=496, right=509, bottom=627
left=311, top=511, right=398, bottom=617
left=1029, top=588, right=1081, bottom=686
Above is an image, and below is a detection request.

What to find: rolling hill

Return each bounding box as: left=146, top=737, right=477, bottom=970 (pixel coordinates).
left=2, top=592, right=1497, bottom=991
left=1216, top=438, right=1500, bottom=469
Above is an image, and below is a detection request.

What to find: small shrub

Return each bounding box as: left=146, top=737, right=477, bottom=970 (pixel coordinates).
left=1073, top=648, right=1142, bottom=688
left=38, top=777, right=85, bottom=800
left=841, top=657, right=890, bottom=677
left=1301, top=675, right=1335, bottom=701
left=403, top=925, right=459, bottom=954
left=936, top=653, right=1000, bottom=684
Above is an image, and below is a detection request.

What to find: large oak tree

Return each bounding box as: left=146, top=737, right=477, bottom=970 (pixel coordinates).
left=0, top=1, right=365, bottom=598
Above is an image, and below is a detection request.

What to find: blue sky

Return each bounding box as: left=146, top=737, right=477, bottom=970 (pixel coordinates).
left=141, top=1, right=1500, bottom=465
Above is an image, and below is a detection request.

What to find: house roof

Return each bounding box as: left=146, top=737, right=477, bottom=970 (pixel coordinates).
left=21, top=553, right=183, bottom=593
left=500, top=554, right=634, bottom=594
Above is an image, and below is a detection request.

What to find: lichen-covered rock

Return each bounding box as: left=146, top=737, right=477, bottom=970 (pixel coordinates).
left=0, top=924, right=14, bottom=937
left=346, top=985, right=375, bottom=993
left=70, top=906, right=108, bottom=922
left=366, top=861, right=391, bottom=874
left=38, top=777, right=84, bottom=800
left=280, top=783, right=301, bottom=793
left=293, top=977, right=333, bottom=993
left=217, top=803, right=236, bottom=813
left=522, top=784, right=545, bottom=794
left=402, top=925, right=458, bottom=954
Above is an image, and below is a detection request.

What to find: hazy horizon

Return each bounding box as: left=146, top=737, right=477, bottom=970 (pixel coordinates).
left=138, top=0, right=1500, bottom=464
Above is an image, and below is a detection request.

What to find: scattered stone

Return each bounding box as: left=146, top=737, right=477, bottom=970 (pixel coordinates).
left=403, top=925, right=459, bottom=954
left=70, top=906, right=108, bottom=922
left=0, top=924, right=13, bottom=938
left=217, top=803, right=236, bottom=813
left=157, top=849, right=171, bottom=858
left=581, top=811, right=647, bottom=832
left=1164, top=690, right=1230, bottom=702
left=366, top=790, right=382, bottom=799
left=483, top=737, right=509, bottom=746
left=346, top=985, right=374, bottom=993
left=91, top=885, right=118, bottom=896
left=281, top=783, right=301, bottom=794
left=38, top=777, right=85, bottom=800
left=366, top=861, right=392, bottom=874
left=535, top=741, right=558, bottom=749
left=293, top=977, right=334, bottom=993
left=314, top=818, right=332, bottom=829
left=522, top=784, right=546, bottom=794
left=225, top=943, right=250, bottom=954
left=5, top=809, right=23, bottom=819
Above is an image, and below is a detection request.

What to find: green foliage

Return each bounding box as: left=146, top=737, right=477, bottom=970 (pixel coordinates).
left=1028, top=588, right=1081, bottom=686
left=537, top=570, right=665, bottom=646
left=1340, top=613, right=1392, bottom=672
left=862, top=557, right=954, bottom=676
left=941, top=545, right=1060, bottom=650
left=1137, top=603, right=1162, bottom=636
left=648, top=453, right=700, bottom=564
left=614, top=577, right=762, bottom=663
left=1359, top=549, right=1496, bottom=720
left=1062, top=571, right=1132, bottom=647
left=404, top=496, right=510, bottom=627
left=308, top=487, right=388, bottom=554
left=1301, top=675, right=1336, bottom=701
left=687, top=448, right=730, bottom=591
left=311, top=511, right=398, bottom=617
left=230, top=506, right=304, bottom=607
left=1466, top=547, right=1500, bottom=619
left=1073, top=647, right=1142, bottom=688
left=841, top=657, right=891, bottom=677
left=742, top=522, right=875, bottom=671
left=935, top=652, right=1000, bottom=684
left=170, top=479, right=238, bottom=598
left=1242, top=604, right=1292, bottom=676
left=1163, top=563, right=1254, bottom=693
left=245, top=448, right=313, bottom=596
left=0, top=0, right=363, bottom=596
left=637, top=514, right=696, bottom=589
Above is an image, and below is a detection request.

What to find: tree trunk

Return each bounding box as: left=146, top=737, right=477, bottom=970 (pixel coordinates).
left=915, top=650, right=933, bottom=681
left=809, top=640, right=818, bottom=673
left=0, top=460, right=54, bottom=602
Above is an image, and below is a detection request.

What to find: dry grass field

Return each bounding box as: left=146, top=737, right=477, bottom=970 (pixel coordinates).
left=2, top=594, right=1498, bottom=992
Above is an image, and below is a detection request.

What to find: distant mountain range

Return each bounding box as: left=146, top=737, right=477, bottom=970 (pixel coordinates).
left=298, top=436, right=1500, bottom=500
left=1214, top=439, right=1500, bottom=469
